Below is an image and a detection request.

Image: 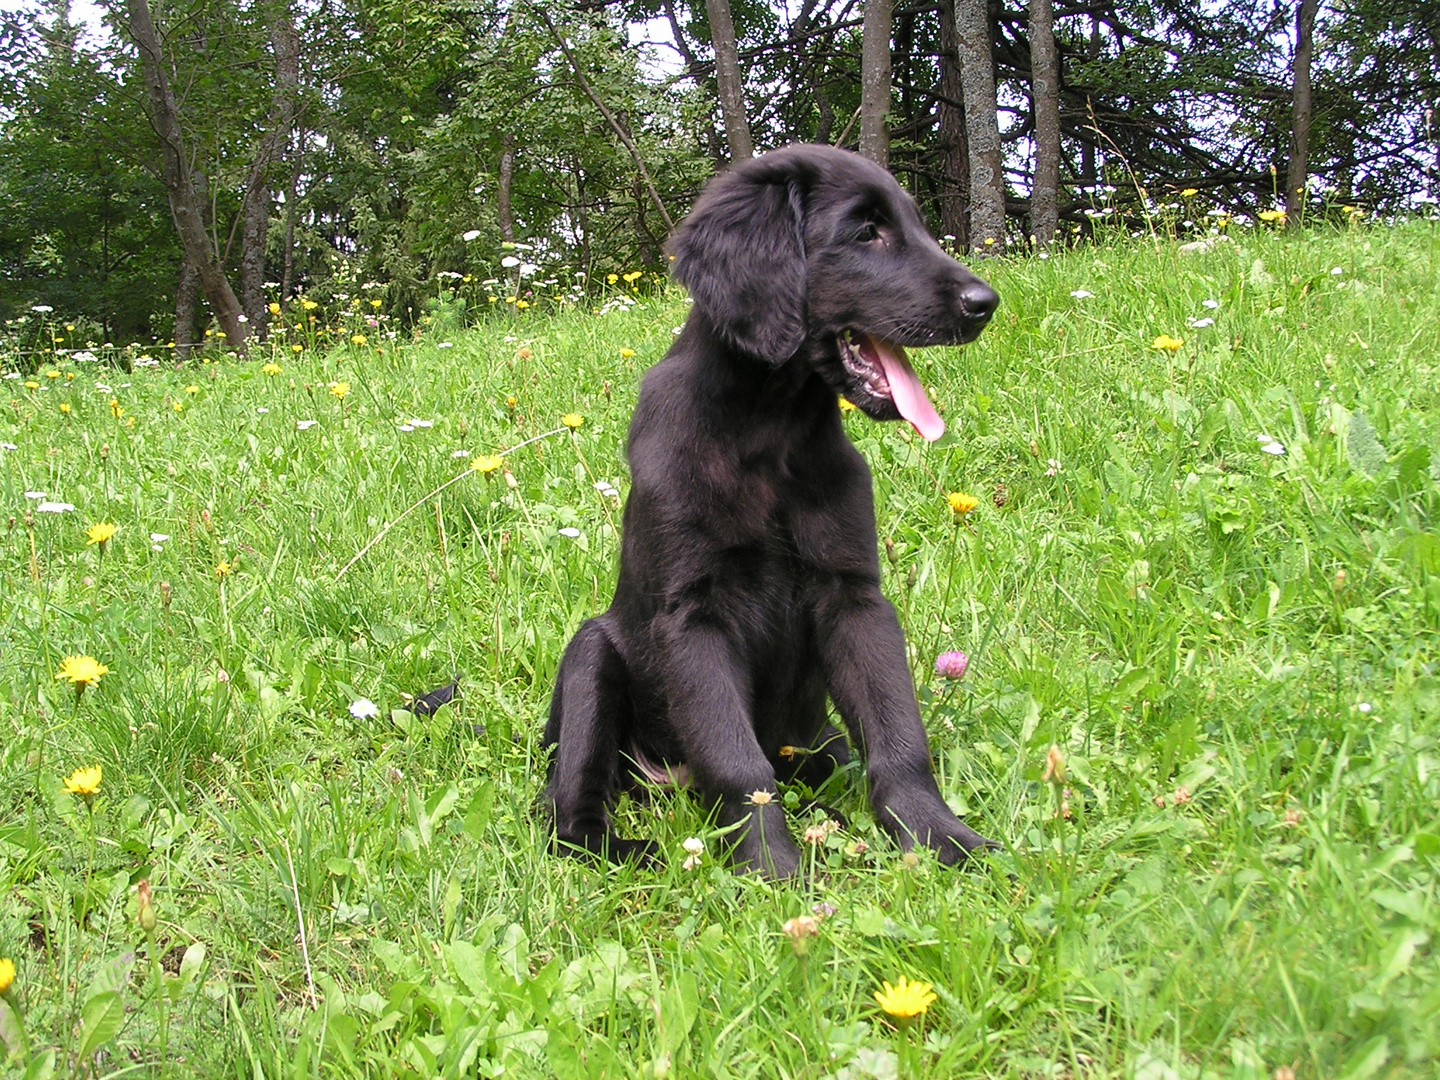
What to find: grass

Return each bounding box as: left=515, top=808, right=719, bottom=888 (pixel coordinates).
left=1, top=219, right=1438, bottom=1079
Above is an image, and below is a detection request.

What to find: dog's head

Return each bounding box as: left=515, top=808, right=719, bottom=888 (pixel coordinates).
left=669, top=143, right=998, bottom=441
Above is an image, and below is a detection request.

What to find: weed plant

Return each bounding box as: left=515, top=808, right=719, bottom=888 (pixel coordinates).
left=1, top=221, right=1438, bottom=1078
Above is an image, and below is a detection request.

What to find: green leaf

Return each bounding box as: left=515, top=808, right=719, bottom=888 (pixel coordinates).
left=464, top=783, right=495, bottom=840
left=425, top=782, right=460, bottom=825
left=0, top=997, right=26, bottom=1059
left=179, top=942, right=207, bottom=985
left=658, top=971, right=698, bottom=1055
left=77, top=991, right=124, bottom=1058
left=498, top=922, right=530, bottom=983
left=1337, top=1035, right=1389, bottom=1080
left=87, top=952, right=134, bottom=1000
left=1347, top=411, right=1387, bottom=476
left=450, top=939, right=490, bottom=999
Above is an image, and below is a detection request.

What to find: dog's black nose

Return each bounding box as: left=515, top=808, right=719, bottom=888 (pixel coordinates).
left=958, top=280, right=1000, bottom=322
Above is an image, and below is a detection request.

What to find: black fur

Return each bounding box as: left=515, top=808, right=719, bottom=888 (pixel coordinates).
left=543, top=144, right=1000, bottom=876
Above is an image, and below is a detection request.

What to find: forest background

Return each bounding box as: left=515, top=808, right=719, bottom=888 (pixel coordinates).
left=0, top=0, right=1437, bottom=355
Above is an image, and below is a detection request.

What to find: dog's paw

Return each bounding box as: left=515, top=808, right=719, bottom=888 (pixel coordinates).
left=723, top=807, right=803, bottom=879
left=877, top=795, right=1001, bottom=867
left=927, top=819, right=1002, bottom=867
left=729, top=837, right=803, bottom=879
left=553, top=832, right=659, bottom=868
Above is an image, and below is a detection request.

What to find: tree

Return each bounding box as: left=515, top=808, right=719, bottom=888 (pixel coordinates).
left=955, top=0, right=1004, bottom=249
left=124, top=0, right=248, bottom=351
left=1028, top=0, right=1060, bottom=247
left=1285, top=0, right=1319, bottom=223
left=936, top=0, right=970, bottom=247
left=704, top=0, right=753, bottom=159
left=859, top=0, right=892, bottom=166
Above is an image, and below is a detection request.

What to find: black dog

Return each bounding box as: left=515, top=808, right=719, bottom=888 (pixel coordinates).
left=543, top=144, right=1000, bottom=876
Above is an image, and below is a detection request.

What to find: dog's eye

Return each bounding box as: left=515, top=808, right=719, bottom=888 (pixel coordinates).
left=856, top=223, right=880, bottom=243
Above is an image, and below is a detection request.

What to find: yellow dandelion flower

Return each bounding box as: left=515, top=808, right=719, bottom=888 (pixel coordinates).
left=85, top=522, right=118, bottom=546
left=947, top=492, right=979, bottom=516
left=1180, top=188, right=1199, bottom=198
left=268, top=302, right=281, bottom=315
left=561, top=413, right=584, bottom=430
left=45, top=369, right=60, bottom=379
left=261, top=362, right=282, bottom=376
left=65, top=371, right=75, bottom=381
left=24, top=380, right=38, bottom=390
left=184, top=385, right=199, bottom=395
left=215, top=559, right=232, bottom=578
left=328, top=381, right=350, bottom=399
left=0, top=957, right=14, bottom=996
left=292, top=344, right=303, bottom=353
left=55, top=655, right=108, bottom=691
left=623, top=271, right=643, bottom=283
left=62, top=763, right=102, bottom=796
left=838, top=397, right=858, bottom=412
left=874, top=976, right=937, bottom=1018
left=371, top=299, right=382, bottom=308
left=1258, top=209, right=1286, bottom=223
left=515, top=300, right=529, bottom=310
left=471, top=454, right=504, bottom=475
left=350, top=334, right=367, bottom=346
left=620, top=348, right=636, bottom=358
left=59, top=402, right=71, bottom=414
left=174, top=402, right=183, bottom=412
left=606, top=274, right=619, bottom=285
left=1152, top=334, right=1185, bottom=352
left=126, top=416, right=136, bottom=428
left=301, top=299, right=318, bottom=311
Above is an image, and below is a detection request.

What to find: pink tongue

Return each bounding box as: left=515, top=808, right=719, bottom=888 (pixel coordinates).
left=864, top=335, right=945, bottom=441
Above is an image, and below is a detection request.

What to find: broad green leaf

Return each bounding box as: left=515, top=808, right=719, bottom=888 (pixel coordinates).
left=77, top=991, right=124, bottom=1058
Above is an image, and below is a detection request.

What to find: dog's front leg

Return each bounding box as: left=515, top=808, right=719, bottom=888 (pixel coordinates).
left=657, top=611, right=802, bottom=877
left=544, top=618, right=656, bottom=864
left=815, top=583, right=998, bottom=864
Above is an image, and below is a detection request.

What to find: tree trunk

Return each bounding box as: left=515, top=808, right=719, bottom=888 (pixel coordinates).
left=124, top=0, right=248, bottom=352
left=859, top=0, right=893, bottom=167
left=1285, top=0, right=1319, bottom=225
left=240, top=0, right=300, bottom=339
left=816, top=85, right=835, bottom=143
left=498, top=132, right=516, bottom=243
left=937, top=0, right=970, bottom=249
left=280, top=132, right=302, bottom=308
left=1029, top=0, right=1061, bottom=248
left=174, top=252, right=199, bottom=361
left=704, top=0, right=753, bottom=160
left=955, top=0, right=1005, bottom=250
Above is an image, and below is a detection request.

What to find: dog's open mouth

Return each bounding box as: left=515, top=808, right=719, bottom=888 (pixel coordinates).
left=838, top=330, right=946, bottom=442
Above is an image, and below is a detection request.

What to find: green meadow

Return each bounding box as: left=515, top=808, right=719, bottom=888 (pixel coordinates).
left=2, top=221, right=1438, bottom=1078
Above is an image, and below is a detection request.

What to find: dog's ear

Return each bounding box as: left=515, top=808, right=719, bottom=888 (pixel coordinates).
left=669, top=155, right=809, bottom=364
